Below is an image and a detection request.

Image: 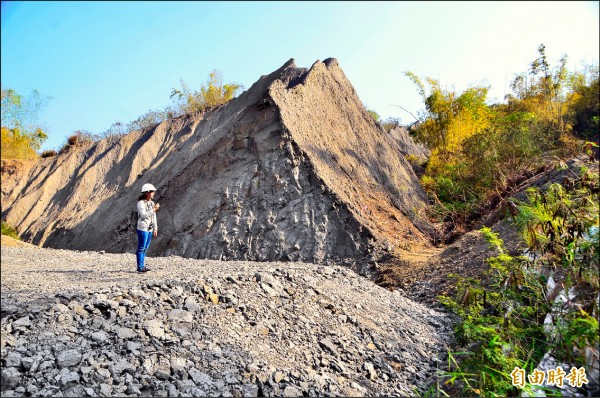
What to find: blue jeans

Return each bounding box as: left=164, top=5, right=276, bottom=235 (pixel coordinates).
left=136, top=229, right=153, bottom=271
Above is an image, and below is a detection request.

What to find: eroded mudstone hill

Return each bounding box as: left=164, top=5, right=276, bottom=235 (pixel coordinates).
left=1, top=58, right=433, bottom=272
left=387, top=126, right=429, bottom=164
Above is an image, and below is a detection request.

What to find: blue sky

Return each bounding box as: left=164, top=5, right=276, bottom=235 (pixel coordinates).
left=2, top=1, right=599, bottom=152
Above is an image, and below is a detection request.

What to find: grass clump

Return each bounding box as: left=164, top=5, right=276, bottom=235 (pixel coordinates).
left=1, top=221, right=20, bottom=240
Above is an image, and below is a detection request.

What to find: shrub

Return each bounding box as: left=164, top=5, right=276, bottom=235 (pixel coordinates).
left=365, top=107, right=380, bottom=122
left=405, top=46, right=597, bottom=231
left=170, top=70, right=241, bottom=114
left=60, top=130, right=96, bottom=154
left=1, top=126, right=38, bottom=159
left=438, top=169, right=599, bottom=396
left=381, top=117, right=401, bottom=132
left=59, top=143, right=71, bottom=154
left=1, top=221, right=20, bottom=240
left=67, top=130, right=95, bottom=146
left=41, top=150, right=57, bottom=158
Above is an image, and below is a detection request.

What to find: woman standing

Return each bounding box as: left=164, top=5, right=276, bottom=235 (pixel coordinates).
left=136, top=183, right=160, bottom=273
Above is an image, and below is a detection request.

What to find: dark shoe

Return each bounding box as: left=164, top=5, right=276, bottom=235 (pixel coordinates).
left=137, top=268, right=150, bottom=273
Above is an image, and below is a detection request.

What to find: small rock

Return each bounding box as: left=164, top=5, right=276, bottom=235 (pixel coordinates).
left=207, top=293, right=219, bottom=305
left=1, top=367, right=21, bottom=389
left=12, top=316, right=32, bottom=329
left=99, top=383, right=112, bottom=397
left=126, top=341, right=141, bottom=352
left=4, top=352, right=22, bottom=368
left=282, top=385, right=302, bottom=397
left=91, top=331, right=109, bottom=344
left=144, top=319, right=165, bottom=339
left=364, top=362, right=377, bottom=380
left=319, top=338, right=337, bottom=355
left=126, top=384, right=141, bottom=395
left=167, top=384, right=179, bottom=397
left=183, top=297, right=201, bottom=312
left=21, top=356, right=35, bottom=370
left=56, top=349, right=82, bottom=368
left=116, top=327, right=137, bottom=340
left=72, top=305, right=90, bottom=318
left=170, top=356, right=186, bottom=374
left=189, top=368, right=213, bottom=387
left=241, top=384, right=259, bottom=397
left=168, top=309, right=194, bottom=323
left=55, top=368, right=79, bottom=385
left=246, top=363, right=259, bottom=373
left=95, top=368, right=111, bottom=381
left=273, top=371, right=286, bottom=383
left=109, top=360, right=135, bottom=378
left=155, top=356, right=171, bottom=380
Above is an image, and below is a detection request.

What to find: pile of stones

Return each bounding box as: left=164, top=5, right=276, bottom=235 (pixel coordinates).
left=1, top=251, right=451, bottom=397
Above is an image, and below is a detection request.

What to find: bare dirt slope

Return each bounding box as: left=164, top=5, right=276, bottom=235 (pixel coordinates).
left=375, top=154, right=597, bottom=305
left=0, top=235, right=38, bottom=248
left=387, top=126, right=430, bottom=163
left=1, top=59, right=432, bottom=274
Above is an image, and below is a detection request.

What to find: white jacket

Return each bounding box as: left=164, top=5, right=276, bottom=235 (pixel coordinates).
left=137, top=200, right=158, bottom=232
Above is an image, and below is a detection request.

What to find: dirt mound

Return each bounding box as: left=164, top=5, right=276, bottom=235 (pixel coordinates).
left=376, top=219, right=522, bottom=305
left=1, top=59, right=432, bottom=273
left=0, top=235, right=38, bottom=249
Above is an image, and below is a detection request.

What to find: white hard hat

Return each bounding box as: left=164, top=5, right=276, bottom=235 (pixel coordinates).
left=141, top=183, right=156, bottom=193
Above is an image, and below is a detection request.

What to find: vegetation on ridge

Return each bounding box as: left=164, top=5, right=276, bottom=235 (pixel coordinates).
left=405, top=44, right=599, bottom=237
left=1, top=87, right=49, bottom=160
left=436, top=168, right=598, bottom=397
left=170, top=70, right=242, bottom=114
left=0, top=70, right=242, bottom=159
left=402, top=44, right=599, bottom=397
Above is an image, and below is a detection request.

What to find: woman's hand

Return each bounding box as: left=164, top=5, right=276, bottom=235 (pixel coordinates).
left=153, top=203, right=160, bottom=212
left=153, top=229, right=158, bottom=237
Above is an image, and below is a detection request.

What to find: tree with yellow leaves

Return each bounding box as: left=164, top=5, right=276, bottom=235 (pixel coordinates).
left=405, top=44, right=598, bottom=225
left=1, top=87, right=49, bottom=159
left=170, top=70, right=242, bottom=114
left=404, top=72, right=493, bottom=154
left=404, top=72, right=494, bottom=205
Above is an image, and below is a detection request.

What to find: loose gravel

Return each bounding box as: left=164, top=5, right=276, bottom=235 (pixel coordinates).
left=1, top=244, right=452, bottom=397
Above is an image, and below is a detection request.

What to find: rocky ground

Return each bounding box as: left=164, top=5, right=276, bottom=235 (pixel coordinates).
left=1, top=241, right=452, bottom=397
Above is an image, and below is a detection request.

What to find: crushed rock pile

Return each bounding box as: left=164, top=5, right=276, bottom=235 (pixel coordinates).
left=1, top=245, right=451, bottom=397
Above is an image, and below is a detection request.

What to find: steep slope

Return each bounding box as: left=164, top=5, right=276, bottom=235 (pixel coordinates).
left=1, top=58, right=433, bottom=271
left=387, top=126, right=430, bottom=163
